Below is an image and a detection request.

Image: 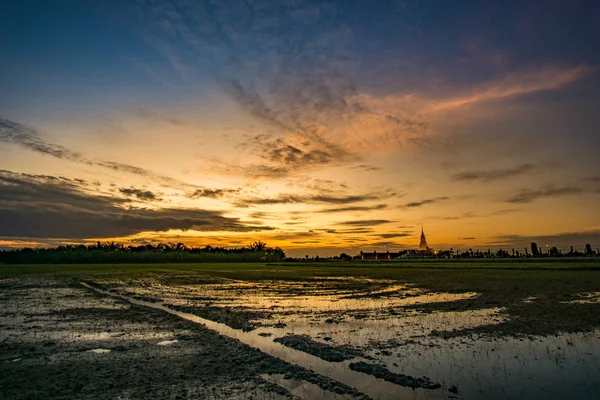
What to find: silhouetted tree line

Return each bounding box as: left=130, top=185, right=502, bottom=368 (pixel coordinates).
left=0, top=241, right=286, bottom=264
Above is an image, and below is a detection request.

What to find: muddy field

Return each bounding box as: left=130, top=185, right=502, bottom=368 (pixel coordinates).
left=1, top=262, right=600, bottom=399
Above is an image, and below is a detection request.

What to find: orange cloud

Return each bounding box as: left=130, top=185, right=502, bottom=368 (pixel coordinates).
left=429, top=65, right=596, bottom=111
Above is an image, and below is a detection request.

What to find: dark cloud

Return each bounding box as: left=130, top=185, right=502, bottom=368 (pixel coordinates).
left=452, top=164, right=536, bottom=182
left=402, top=197, right=449, bottom=208
left=238, top=192, right=385, bottom=207
left=0, top=170, right=271, bottom=239
left=364, top=241, right=409, bottom=248
left=437, top=209, right=519, bottom=220
left=118, top=187, right=161, bottom=201
left=505, top=187, right=583, bottom=203
left=373, top=232, right=412, bottom=239
left=317, top=204, right=387, bottom=213
left=1, top=118, right=196, bottom=189
left=0, top=118, right=87, bottom=162
left=187, top=188, right=239, bottom=199
left=336, top=227, right=375, bottom=234
left=337, top=220, right=391, bottom=227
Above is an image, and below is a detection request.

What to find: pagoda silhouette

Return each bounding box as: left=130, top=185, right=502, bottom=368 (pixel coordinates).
left=418, top=225, right=429, bottom=251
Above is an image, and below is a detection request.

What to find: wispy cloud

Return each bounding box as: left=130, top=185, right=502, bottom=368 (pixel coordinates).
left=317, top=204, right=387, bottom=213
left=348, top=164, right=383, bottom=172
left=372, top=232, right=412, bottom=239
left=186, top=188, right=239, bottom=199
left=402, top=197, right=449, bottom=208
left=337, top=219, right=391, bottom=227
left=1, top=118, right=196, bottom=190
left=355, top=64, right=595, bottom=148
left=429, top=65, right=596, bottom=111
left=0, top=118, right=88, bottom=162
left=118, top=187, right=161, bottom=201
left=436, top=209, right=519, bottom=220
left=237, top=192, right=389, bottom=207
left=452, top=164, right=536, bottom=182
left=506, top=187, right=583, bottom=204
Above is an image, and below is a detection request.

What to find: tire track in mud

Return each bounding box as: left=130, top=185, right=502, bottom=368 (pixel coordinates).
left=81, top=282, right=448, bottom=400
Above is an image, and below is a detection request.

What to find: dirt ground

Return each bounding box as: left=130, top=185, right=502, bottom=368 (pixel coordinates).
left=0, top=276, right=365, bottom=400
left=2, top=263, right=600, bottom=399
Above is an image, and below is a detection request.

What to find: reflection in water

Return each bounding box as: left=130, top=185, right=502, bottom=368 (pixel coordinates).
left=157, top=339, right=179, bottom=346
left=561, top=291, right=600, bottom=304
left=81, top=282, right=447, bottom=400
left=87, top=278, right=600, bottom=400
left=88, top=348, right=111, bottom=354
left=108, top=280, right=479, bottom=313
left=261, top=373, right=355, bottom=400
left=382, top=331, right=600, bottom=400
left=254, top=308, right=506, bottom=348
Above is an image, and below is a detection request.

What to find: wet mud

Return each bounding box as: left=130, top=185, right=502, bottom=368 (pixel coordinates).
left=273, top=334, right=364, bottom=362
left=3, top=265, right=600, bottom=400
left=348, top=362, right=442, bottom=390
left=168, top=305, right=269, bottom=332
left=0, top=277, right=366, bottom=399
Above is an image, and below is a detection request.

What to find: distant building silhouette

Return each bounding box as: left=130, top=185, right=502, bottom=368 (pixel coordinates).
left=360, top=250, right=405, bottom=260
left=359, top=225, right=433, bottom=260
left=585, top=243, right=593, bottom=255
left=418, top=225, right=429, bottom=251
left=531, top=242, right=539, bottom=256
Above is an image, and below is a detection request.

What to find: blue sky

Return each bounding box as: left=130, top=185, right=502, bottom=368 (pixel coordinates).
left=1, top=0, right=599, bottom=255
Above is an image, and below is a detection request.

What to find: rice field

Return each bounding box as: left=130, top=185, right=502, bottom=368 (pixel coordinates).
left=1, top=261, right=599, bottom=399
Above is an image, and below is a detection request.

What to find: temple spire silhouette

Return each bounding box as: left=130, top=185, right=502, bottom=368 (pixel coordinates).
left=419, top=224, right=429, bottom=251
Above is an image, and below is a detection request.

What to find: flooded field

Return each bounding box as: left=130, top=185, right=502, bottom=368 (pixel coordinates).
left=1, top=262, right=600, bottom=399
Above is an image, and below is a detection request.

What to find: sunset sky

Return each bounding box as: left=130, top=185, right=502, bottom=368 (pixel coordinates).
left=2, top=0, right=600, bottom=256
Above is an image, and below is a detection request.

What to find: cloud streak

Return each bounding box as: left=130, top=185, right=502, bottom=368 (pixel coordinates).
left=506, top=187, right=583, bottom=204
left=0, top=118, right=87, bottom=162
left=0, top=118, right=196, bottom=190
left=337, top=219, right=391, bottom=227
left=452, top=164, right=536, bottom=182
left=430, top=65, right=596, bottom=111
left=402, top=197, right=449, bottom=208
left=317, top=204, right=387, bottom=213
left=237, top=192, right=389, bottom=207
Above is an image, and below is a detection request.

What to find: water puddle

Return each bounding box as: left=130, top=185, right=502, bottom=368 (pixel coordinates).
left=379, top=331, right=600, bottom=400
left=88, top=348, right=111, bottom=354
left=262, top=373, right=355, bottom=400
left=157, top=339, right=179, bottom=346
left=255, top=307, right=506, bottom=348
left=81, top=280, right=600, bottom=400
left=561, top=291, right=600, bottom=304
left=113, top=281, right=478, bottom=313
left=81, top=282, right=447, bottom=400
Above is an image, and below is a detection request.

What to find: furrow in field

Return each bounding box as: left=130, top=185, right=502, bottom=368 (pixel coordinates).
left=81, top=282, right=450, bottom=400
